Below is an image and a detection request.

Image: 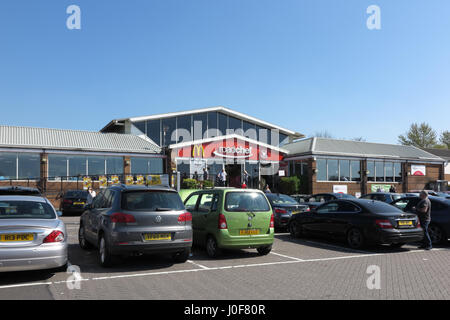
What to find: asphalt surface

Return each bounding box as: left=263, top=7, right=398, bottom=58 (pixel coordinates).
left=0, top=216, right=449, bottom=300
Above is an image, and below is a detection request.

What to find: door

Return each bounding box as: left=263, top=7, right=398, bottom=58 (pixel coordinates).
left=327, top=202, right=362, bottom=236
left=185, top=193, right=201, bottom=243
left=305, top=202, right=340, bottom=234
left=226, top=164, right=242, bottom=188
left=84, top=190, right=105, bottom=241
left=195, top=193, right=216, bottom=243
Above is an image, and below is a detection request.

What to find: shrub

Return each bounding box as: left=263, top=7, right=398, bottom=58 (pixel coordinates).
left=203, top=180, right=214, bottom=188
left=279, top=176, right=300, bottom=195
left=182, top=178, right=199, bottom=189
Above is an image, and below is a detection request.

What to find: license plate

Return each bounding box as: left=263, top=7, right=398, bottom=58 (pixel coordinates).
left=73, top=202, right=85, bottom=205
left=0, top=234, right=34, bottom=242
left=239, top=229, right=260, bottom=235
left=143, top=233, right=171, bottom=241
left=292, top=211, right=301, bottom=215
left=398, top=220, right=413, bottom=226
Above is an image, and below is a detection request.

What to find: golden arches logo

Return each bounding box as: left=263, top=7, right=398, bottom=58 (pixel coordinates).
left=192, top=144, right=205, bottom=158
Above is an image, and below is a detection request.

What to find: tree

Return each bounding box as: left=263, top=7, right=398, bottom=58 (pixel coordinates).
left=440, top=130, right=450, bottom=149
left=313, top=130, right=333, bottom=138
left=398, top=123, right=437, bottom=148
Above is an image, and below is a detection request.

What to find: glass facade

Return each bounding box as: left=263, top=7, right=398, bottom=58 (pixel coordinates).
left=48, top=155, right=129, bottom=178
left=316, top=159, right=363, bottom=182
left=0, top=152, right=40, bottom=180
left=367, top=161, right=402, bottom=183
left=131, top=157, right=164, bottom=174
left=137, top=111, right=289, bottom=147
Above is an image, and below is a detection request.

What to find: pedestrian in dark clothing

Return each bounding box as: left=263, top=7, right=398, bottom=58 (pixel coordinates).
left=413, top=190, right=432, bottom=250
left=389, top=185, right=396, bottom=193
left=193, top=171, right=199, bottom=181
left=203, top=168, right=208, bottom=181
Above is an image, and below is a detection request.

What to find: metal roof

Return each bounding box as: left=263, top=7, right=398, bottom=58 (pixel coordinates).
left=422, top=148, right=450, bottom=161
left=283, top=137, right=445, bottom=162
left=100, top=106, right=304, bottom=138
left=0, top=125, right=161, bottom=154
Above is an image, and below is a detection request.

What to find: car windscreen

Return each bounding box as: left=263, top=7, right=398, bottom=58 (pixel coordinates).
left=362, top=200, right=403, bottom=214
left=121, top=191, right=185, bottom=211
left=0, top=201, right=56, bottom=219
left=336, top=194, right=355, bottom=199
left=225, top=192, right=271, bottom=212
left=65, top=191, right=88, bottom=199
left=267, top=194, right=298, bottom=205
left=391, top=194, right=403, bottom=201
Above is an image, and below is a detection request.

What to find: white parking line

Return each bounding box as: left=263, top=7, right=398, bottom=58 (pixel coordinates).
left=187, top=260, right=210, bottom=270
left=270, top=251, right=304, bottom=261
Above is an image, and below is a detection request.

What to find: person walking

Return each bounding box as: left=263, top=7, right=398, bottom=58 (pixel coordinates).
left=413, top=190, right=432, bottom=250
left=87, top=186, right=96, bottom=205
left=219, top=169, right=227, bottom=187
left=264, top=185, right=271, bottom=193
left=389, top=185, right=396, bottom=193
left=243, top=170, right=249, bottom=187
left=203, top=167, right=208, bottom=182
left=193, top=171, right=199, bottom=181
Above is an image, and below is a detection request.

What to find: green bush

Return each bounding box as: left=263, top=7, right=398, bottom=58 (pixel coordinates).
left=182, top=178, right=200, bottom=189
left=203, top=180, right=214, bottom=188
left=279, top=176, right=300, bottom=195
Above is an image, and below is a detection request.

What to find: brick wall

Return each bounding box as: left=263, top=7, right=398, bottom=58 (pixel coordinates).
left=406, top=163, right=442, bottom=192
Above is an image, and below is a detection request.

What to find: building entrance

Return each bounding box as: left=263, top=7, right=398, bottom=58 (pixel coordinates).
left=225, top=164, right=242, bottom=188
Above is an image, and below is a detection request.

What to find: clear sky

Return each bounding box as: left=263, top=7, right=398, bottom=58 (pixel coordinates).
left=0, top=0, right=449, bottom=144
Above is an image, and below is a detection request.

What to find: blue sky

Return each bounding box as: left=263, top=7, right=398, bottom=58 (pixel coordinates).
left=0, top=0, right=449, bottom=144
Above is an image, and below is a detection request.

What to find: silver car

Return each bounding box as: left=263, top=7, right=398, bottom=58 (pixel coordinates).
left=79, top=185, right=192, bottom=267
left=0, top=195, right=68, bottom=272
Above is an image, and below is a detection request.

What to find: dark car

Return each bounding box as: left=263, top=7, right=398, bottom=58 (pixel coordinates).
left=289, top=199, right=423, bottom=249
left=360, top=193, right=404, bottom=204
left=265, top=193, right=309, bottom=231
left=290, top=194, right=311, bottom=204
left=305, top=193, right=356, bottom=210
left=391, top=196, right=450, bottom=245
left=79, top=185, right=192, bottom=267
left=59, top=190, right=89, bottom=215
left=0, top=186, right=41, bottom=196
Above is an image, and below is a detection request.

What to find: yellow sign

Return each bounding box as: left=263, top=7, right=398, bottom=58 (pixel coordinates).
left=111, top=175, right=120, bottom=185
left=99, top=176, right=108, bottom=188
left=136, top=175, right=145, bottom=185
left=192, top=144, right=205, bottom=158
left=83, top=177, right=92, bottom=190
left=147, top=175, right=162, bottom=185
left=125, top=175, right=134, bottom=185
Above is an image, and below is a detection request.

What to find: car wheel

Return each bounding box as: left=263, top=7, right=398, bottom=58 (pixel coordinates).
left=289, top=221, right=302, bottom=238
left=78, top=224, right=93, bottom=250
left=173, top=248, right=191, bottom=263
left=347, top=228, right=365, bottom=249
left=206, top=236, right=221, bottom=258
left=257, top=245, right=272, bottom=256
left=429, top=224, right=447, bottom=245
left=99, top=234, right=116, bottom=267
left=390, top=243, right=406, bottom=248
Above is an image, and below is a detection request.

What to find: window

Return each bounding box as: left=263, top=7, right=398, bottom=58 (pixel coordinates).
left=385, top=162, right=394, bottom=182
left=316, top=159, right=327, bottom=181
left=17, top=153, right=40, bottom=180
left=338, top=202, right=360, bottom=213
left=147, top=119, right=161, bottom=146
left=198, top=193, right=214, bottom=212
left=218, top=113, right=228, bottom=136
left=375, top=162, right=384, bottom=182
left=121, top=191, right=184, bottom=211
left=106, top=157, right=123, bottom=175
left=367, top=161, right=402, bottom=183
left=257, top=126, right=271, bottom=145
left=339, top=160, right=350, bottom=182
left=131, top=157, right=164, bottom=174
left=48, top=154, right=68, bottom=178
left=279, top=133, right=289, bottom=146
left=185, top=194, right=199, bottom=211
left=193, top=113, right=207, bottom=139
left=0, top=153, right=17, bottom=180
left=134, top=121, right=146, bottom=134
left=351, top=161, right=361, bottom=182
left=327, top=159, right=339, bottom=181
left=207, top=112, right=218, bottom=138
left=394, top=162, right=402, bottom=182
left=0, top=201, right=56, bottom=220
left=176, top=115, right=192, bottom=143
left=228, top=116, right=242, bottom=135
left=68, top=155, right=87, bottom=177
left=316, top=202, right=339, bottom=214
left=225, top=192, right=271, bottom=212
left=162, top=117, right=176, bottom=147
left=88, top=156, right=105, bottom=176
left=243, top=121, right=257, bottom=140
left=367, top=161, right=375, bottom=182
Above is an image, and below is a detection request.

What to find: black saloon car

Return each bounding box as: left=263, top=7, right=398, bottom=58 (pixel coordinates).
left=265, top=193, right=309, bottom=231
left=391, top=196, right=450, bottom=245
left=288, top=199, right=423, bottom=249
left=360, top=192, right=404, bottom=204
left=60, top=190, right=89, bottom=215
left=305, top=193, right=356, bottom=210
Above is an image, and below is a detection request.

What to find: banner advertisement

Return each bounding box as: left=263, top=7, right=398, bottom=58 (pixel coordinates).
left=147, top=175, right=162, bottom=186
left=82, top=177, right=92, bottom=190
left=111, top=175, right=120, bottom=185
left=371, top=184, right=391, bottom=192
left=411, top=165, right=426, bottom=176
left=125, top=175, right=134, bottom=185
left=136, top=175, right=145, bottom=185
left=99, top=176, right=108, bottom=188
left=333, top=185, right=348, bottom=194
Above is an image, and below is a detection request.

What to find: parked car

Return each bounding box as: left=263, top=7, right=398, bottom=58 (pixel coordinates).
left=391, top=196, right=450, bottom=244
left=305, top=193, right=356, bottom=210
left=59, top=190, right=89, bottom=215
left=265, top=193, right=309, bottom=231
left=288, top=199, right=423, bottom=249
left=78, top=185, right=192, bottom=267
left=360, top=192, right=404, bottom=204
left=0, top=186, right=41, bottom=196
left=0, top=195, right=68, bottom=272
left=290, top=194, right=311, bottom=204
left=184, top=188, right=274, bottom=257
left=435, top=192, right=450, bottom=200
left=410, top=190, right=439, bottom=196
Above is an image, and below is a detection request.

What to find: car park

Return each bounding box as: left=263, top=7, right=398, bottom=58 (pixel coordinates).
left=265, top=193, right=309, bottom=231
left=360, top=192, right=404, bottom=204
left=184, top=188, right=274, bottom=257
left=289, top=199, right=423, bottom=249
left=78, top=185, right=192, bottom=267
left=59, top=190, right=89, bottom=216
left=0, top=195, right=68, bottom=272
left=304, top=193, right=356, bottom=210
left=391, top=196, right=450, bottom=244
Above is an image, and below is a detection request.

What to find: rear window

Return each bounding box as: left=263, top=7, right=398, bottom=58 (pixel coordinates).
left=65, top=191, right=88, bottom=198
left=121, top=191, right=185, bottom=211
left=362, top=200, right=403, bottom=214
left=225, top=192, right=271, bottom=212
left=0, top=201, right=56, bottom=219
left=267, top=194, right=298, bottom=205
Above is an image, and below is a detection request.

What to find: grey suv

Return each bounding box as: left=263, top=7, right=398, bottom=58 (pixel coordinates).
left=78, top=185, right=192, bottom=267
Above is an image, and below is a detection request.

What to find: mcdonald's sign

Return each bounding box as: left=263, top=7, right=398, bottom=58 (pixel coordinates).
left=192, top=144, right=205, bottom=158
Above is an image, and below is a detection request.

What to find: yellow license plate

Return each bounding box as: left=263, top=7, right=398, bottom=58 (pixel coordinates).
left=239, top=229, right=260, bottom=235
left=74, top=202, right=85, bottom=205
left=143, top=233, right=171, bottom=241
left=292, top=211, right=301, bottom=215
left=0, top=234, right=34, bottom=242
left=398, top=221, right=413, bottom=226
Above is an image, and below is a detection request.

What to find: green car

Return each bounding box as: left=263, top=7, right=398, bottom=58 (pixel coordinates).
left=184, top=188, right=274, bottom=257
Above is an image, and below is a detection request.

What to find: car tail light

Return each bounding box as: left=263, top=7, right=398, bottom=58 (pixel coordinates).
left=275, top=208, right=288, bottom=214
left=417, top=220, right=421, bottom=228
left=305, top=207, right=311, bottom=212
left=43, top=230, right=65, bottom=243
left=375, top=219, right=393, bottom=229
left=270, top=213, right=274, bottom=228
left=178, top=212, right=192, bottom=223
left=63, top=199, right=73, bottom=204
left=218, top=213, right=228, bottom=229
left=110, top=212, right=136, bottom=223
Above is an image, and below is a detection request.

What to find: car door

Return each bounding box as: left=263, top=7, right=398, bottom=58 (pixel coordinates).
left=184, top=193, right=201, bottom=243
left=303, top=202, right=339, bottom=235
left=84, top=190, right=105, bottom=241
left=195, top=192, right=216, bottom=242
left=327, top=201, right=362, bottom=236
left=90, top=189, right=114, bottom=239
